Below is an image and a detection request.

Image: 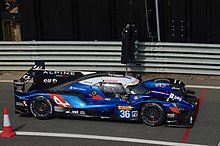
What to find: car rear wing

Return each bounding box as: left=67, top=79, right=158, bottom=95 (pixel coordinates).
left=13, top=61, right=45, bottom=92
left=13, top=61, right=84, bottom=93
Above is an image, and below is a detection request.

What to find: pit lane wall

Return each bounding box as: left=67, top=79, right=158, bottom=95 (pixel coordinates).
left=0, top=41, right=219, bottom=75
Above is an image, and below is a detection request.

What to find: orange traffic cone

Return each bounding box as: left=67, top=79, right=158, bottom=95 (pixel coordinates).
left=1, top=107, right=16, bottom=138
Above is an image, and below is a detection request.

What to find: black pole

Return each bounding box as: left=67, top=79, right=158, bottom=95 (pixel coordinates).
left=0, top=0, right=3, bottom=40
left=144, top=0, right=153, bottom=41
left=34, top=0, right=42, bottom=40
left=129, top=0, right=133, bottom=24
left=155, top=0, right=161, bottom=41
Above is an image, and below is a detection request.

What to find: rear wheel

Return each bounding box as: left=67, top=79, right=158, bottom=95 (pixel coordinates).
left=30, top=96, right=54, bottom=119
left=140, top=103, right=165, bottom=126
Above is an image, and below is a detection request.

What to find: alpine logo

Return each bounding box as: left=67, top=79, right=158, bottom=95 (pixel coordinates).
left=43, top=70, right=75, bottom=76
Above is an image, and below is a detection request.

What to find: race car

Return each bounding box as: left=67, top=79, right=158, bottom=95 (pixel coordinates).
left=14, top=61, right=198, bottom=127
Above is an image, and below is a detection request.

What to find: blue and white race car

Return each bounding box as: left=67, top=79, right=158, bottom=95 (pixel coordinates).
left=14, top=61, right=198, bottom=127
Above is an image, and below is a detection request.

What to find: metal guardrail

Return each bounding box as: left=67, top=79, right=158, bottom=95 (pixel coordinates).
left=0, top=41, right=220, bottom=75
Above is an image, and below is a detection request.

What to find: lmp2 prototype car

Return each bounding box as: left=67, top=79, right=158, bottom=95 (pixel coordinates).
left=14, top=61, right=198, bottom=127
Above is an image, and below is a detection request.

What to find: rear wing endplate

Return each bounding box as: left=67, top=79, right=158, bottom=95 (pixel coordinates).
left=13, top=61, right=45, bottom=92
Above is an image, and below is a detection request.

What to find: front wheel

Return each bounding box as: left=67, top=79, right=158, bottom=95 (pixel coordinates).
left=30, top=96, right=54, bottom=119
left=140, top=103, right=166, bottom=126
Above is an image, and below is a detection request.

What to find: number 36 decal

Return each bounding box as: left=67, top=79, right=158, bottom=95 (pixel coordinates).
left=118, top=110, right=138, bottom=119
left=119, top=110, right=131, bottom=118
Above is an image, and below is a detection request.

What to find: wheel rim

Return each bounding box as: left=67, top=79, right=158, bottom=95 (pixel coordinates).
left=31, top=97, right=52, bottom=117
left=142, top=106, right=161, bottom=125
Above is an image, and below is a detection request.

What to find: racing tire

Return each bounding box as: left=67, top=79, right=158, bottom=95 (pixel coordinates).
left=140, top=103, right=166, bottom=126
left=30, top=96, right=54, bottom=120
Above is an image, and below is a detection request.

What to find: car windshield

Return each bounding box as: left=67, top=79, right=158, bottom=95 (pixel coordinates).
left=126, top=83, right=150, bottom=94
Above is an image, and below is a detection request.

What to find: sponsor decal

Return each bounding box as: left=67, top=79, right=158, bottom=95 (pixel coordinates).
left=33, top=65, right=44, bottom=70
left=151, top=90, right=169, bottom=96
left=118, top=106, right=132, bottom=110
left=23, top=101, right=27, bottom=106
left=190, top=116, right=193, bottom=124
left=70, top=86, right=86, bottom=91
left=54, top=106, right=66, bottom=112
left=131, top=79, right=139, bottom=84
left=174, top=79, right=181, bottom=84
left=108, top=73, right=123, bottom=77
left=134, top=96, right=139, bottom=100
left=167, top=93, right=182, bottom=102
left=49, top=94, right=72, bottom=108
left=132, top=111, right=138, bottom=117
left=22, top=74, right=31, bottom=80
left=182, top=99, right=190, bottom=105
left=43, top=78, right=58, bottom=84
left=104, top=80, right=118, bottom=83
left=80, top=111, right=86, bottom=115
left=66, top=110, right=79, bottom=114
left=180, top=108, right=186, bottom=111
left=105, top=98, right=111, bottom=101
left=88, top=94, right=104, bottom=100
left=14, top=80, right=24, bottom=85
left=15, top=86, right=23, bottom=92
left=125, top=75, right=132, bottom=79
left=163, top=103, right=171, bottom=107
left=43, top=70, right=75, bottom=76
left=171, top=87, right=179, bottom=90
left=156, top=83, right=167, bottom=88
left=16, top=102, right=25, bottom=106
left=167, top=113, right=175, bottom=118
left=72, top=110, right=79, bottom=114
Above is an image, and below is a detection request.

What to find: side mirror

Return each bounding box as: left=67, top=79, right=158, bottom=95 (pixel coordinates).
left=125, top=94, right=131, bottom=104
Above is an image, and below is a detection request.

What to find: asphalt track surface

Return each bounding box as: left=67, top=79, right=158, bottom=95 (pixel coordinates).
left=0, top=81, right=219, bottom=146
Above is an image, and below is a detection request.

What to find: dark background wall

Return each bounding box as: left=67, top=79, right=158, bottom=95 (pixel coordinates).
left=1, top=0, right=220, bottom=43
left=19, top=0, right=149, bottom=41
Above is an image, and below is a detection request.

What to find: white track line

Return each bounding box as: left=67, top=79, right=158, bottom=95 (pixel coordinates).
left=187, top=85, right=220, bottom=89
left=0, top=131, right=208, bottom=146
left=0, top=80, right=12, bottom=83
